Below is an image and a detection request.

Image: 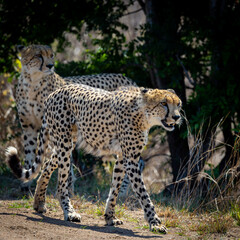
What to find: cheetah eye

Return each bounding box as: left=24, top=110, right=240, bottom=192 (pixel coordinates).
left=35, top=54, right=42, bottom=58
left=50, top=53, right=54, bottom=58
left=161, top=102, right=167, bottom=107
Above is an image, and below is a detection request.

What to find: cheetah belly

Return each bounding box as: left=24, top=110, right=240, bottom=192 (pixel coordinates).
left=76, top=131, right=122, bottom=157
left=108, top=138, right=122, bottom=154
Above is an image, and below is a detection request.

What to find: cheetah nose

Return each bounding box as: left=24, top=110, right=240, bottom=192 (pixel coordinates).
left=172, top=115, right=180, bottom=121
left=46, top=64, right=54, bottom=69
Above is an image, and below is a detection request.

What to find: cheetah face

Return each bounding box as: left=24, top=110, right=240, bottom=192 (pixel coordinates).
left=18, top=45, right=55, bottom=78
left=143, top=88, right=182, bottom=131
left=147, top=101, right=181, bottom=131
left=159, top=101, right=182, bottom=131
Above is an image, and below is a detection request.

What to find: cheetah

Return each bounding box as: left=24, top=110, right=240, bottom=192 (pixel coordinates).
left=5, top=44, right=137, bottom=189
left=7, top=84, right=182, bottom=233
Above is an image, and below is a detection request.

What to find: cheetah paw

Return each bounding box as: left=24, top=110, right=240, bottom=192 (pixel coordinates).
left=66, top=212, right=81, bottom=222
left=33, top=201, right=47, bottom=213
left=150, top=224, right=167, bottom=234
left=106, top=216, right=123, bottom=226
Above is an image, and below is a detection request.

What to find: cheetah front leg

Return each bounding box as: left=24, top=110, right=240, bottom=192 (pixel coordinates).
left=56, top=144, right=81, bottom=222
left=125, top=157, right=167, bottom=234
left=104, top=157, right=125, bottom=226
left=21, top=127, right=38, bottom=170
left=20, top=126, right=39, bottom=191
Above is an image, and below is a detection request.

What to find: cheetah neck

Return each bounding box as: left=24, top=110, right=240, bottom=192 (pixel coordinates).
left=135, top=102, right=157, bottom=131
left=21, top=67, right=57, bottom=86
left=20, top=68, right=53, bottom=100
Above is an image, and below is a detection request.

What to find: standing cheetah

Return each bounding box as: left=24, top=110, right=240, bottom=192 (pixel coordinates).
left=6, top=44, right=137, bottom=190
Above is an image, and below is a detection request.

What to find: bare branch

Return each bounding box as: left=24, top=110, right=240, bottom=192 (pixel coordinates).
left=144, top=153, right=170, bottom=162
left=137, top=0, right=146, bottom=14
left=176, top=55, right=195, bottom=86
left=123, top=8, right=143, bottom=17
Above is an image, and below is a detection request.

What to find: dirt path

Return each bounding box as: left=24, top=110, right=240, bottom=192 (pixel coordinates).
left=0, top=200, right=183, bottom=240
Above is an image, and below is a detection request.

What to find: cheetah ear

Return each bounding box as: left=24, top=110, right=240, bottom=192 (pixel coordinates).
left=141, top=88, right=149, bottom=94
left=16, top=45, right=25, bottom=53
left=167, top=89, right=176, bottom=94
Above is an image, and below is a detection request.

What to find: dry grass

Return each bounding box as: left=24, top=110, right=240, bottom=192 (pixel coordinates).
left=163, top=115, right=240, bottom=214
left=189, top=213, right=233, bottom=235
left=156, top=206, right=180, bottom=228
left=154, top=204, right=235, bottom=237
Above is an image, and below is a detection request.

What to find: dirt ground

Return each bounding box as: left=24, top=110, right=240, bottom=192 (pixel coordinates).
left=0, top=199, right=182, bottom=240
left=1, top=198, right=240, bottom=240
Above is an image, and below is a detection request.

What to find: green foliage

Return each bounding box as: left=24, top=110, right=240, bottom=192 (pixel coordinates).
left=8, top=196, right=32, bottom=209
left=231, top=203, right=240, bottom=226
left=56, top=37, right=150, bottom=87
left=0, top=162, right=9, bottom=176
left=55, top=61, right=88, bottom=77
left=0, top=0, right=132, bottom=73
left=74, top=149, right=104, bottom=176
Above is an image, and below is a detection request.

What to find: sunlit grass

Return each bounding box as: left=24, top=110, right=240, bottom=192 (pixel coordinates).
left=8, top=196, right=33, bottom=209
left=231, top=203, right=240, bottom=226
left=45, top=196, right=60, bottom=212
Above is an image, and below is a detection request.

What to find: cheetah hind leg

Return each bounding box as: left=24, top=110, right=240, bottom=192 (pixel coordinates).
left=104, top=158, right=125, bottom=226
left=54, top=159, right=76, bottom=199
left=66, top=154, right=77, bottom=197
left=33, top=153, right=58, bottom=214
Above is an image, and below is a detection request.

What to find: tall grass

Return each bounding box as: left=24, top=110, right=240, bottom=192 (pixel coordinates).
left=168, top=114, right=240, bottom=211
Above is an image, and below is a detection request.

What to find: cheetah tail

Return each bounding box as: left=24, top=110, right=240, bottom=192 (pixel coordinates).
left=5, top=146, right=42, bottom=183
left=5, top=124, right=47, bottom=182
left=5, top=146, right=22, bottom=179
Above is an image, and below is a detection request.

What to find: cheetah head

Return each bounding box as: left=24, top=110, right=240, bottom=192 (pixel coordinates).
left=142, top=88, right=182, bottom=131
left=17, top=45, right=55, bottom=79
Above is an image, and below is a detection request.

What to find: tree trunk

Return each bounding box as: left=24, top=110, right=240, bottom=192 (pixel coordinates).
left=143, top=0, right=190, bottom=185
left=219, top=117, right=237, bottom=173
left=209, top=0, right=238, bottom=175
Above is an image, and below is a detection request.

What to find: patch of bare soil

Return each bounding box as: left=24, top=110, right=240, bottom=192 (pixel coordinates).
left=1, top=198, right=240, bottom=240
left=0, top=200, right=181, bottom=240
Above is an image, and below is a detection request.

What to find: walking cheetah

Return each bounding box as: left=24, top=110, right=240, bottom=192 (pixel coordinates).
left=7, top=84, right=182, bottom=233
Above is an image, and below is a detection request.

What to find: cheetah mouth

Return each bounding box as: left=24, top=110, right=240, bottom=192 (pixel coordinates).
left=161, top=120, right=175, bottom=131
left=44, top=69, right=54, bottom=74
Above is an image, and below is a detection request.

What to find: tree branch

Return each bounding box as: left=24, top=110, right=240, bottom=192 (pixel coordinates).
left=144, top=153, right=170, bottom=162
left=137, top=0, right=146, bottom=14
left=123, top=8, right=143, bottom=17
left=176, top=55, right=195, bottom=86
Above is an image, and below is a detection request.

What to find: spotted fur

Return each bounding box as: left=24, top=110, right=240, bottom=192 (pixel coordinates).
left=5, top=45, right=136, bottom=182
left=119, top=157, right=145, bottom=196
left=7, top=84, right=182, bottom=233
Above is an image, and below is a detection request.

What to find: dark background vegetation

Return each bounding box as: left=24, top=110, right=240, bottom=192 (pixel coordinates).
left=0, top=0, right=240, bottom=208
